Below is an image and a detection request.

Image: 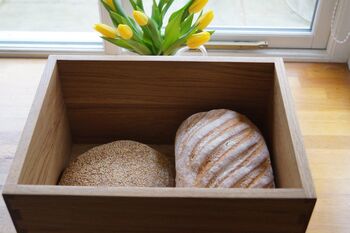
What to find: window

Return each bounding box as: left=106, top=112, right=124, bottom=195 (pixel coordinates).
left=0, top=0, right=349, bottom=60
left=137, top=0, right=328, bottom=49
left=144, top=0, right=317, bottom=30
left=0, top=0, right=103, bottom=52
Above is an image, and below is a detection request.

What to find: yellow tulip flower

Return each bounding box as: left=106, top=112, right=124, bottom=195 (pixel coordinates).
left=189, top=0, right=208, bottom=14
left=197, top=10, right=214, bottom=30
left=133, top=10, right=149, bottom=26
left=117, top=24, right=133, bottom=40
left=94, top=23, right=118, bottom=38
left=187, top=31, right=211, bottom=49
left=103, top=0, right=116, bottom=11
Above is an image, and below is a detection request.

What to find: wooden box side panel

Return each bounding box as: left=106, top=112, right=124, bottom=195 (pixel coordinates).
left=271, top=60, right=316, bottom=196
left=17, top=63, right=72, bottom=185
left=4, top=194, right=316, bottom=233
left=270, top=69, right=302, bottom=188
left=58, top=60, right=275, bottom=144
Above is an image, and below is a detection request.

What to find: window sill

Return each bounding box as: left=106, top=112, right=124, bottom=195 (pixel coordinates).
left=0, top=31, right=104, bottom=57
left=0, top=46, right=346, bottom=63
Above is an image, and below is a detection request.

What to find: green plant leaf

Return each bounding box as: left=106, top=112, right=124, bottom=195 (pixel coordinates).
left=163, top=25, right=198, bottom=55
left=104, top=36, right=152, bottom=55
left=100, top=1, right=120, bottom=27
left=100, top=0, right=113, bottom=12
left=181, top=13, right=194, bottom=35
left=103, top=37, right=134, bottom=50
left=138, top=24, right=157, bottom=54
left=110, top=11, right=128, bottom=25
left=129, top=0, right=137, bottom=10
left=141, top=29, right=157, bottom=54
left=127, top=16, right=140, bottom=31
left=136, top=0, right=144, bottom=11
left=127, top=40, right=153, bottom=55
left=152, top=0, right=162, bottom=27
left=163, top=8, right=185, bottom=52
left=181, top=0, right=195, bottom=20
left=168, top=7, right=182, bottom=22
left=161, top=0, right=175, bottom=17
left=207, top=30, right=215, bottom=35
left=112, top=0, right=128, bottom=17
left=167, top=0, right=194, bottom=22
left=158, top=0, right=166, bottom=10
left=147, top=18, right=163, bottom=54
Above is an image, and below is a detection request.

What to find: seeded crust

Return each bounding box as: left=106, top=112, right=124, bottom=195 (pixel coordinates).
left=59, top=140, right=174, bottom=187
left=175, top=109, right=275, bottom=188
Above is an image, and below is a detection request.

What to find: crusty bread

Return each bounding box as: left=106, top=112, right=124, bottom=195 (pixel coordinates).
left=175, top=109, right=275, bottom=188
left=59, top=140, right=174, bottom=187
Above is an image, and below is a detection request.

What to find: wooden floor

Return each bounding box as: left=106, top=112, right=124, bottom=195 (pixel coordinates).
left=0, top=59, right=349, bottom=233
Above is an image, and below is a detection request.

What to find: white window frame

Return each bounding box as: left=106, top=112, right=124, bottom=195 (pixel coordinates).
left=108, top=0, right=333, bottom=49
left=208, top=0, right=332, bottom=49
left=213, top=0, right=349, bottom=62
left=116, top=0, right=331, bottom=49
left=0, top=31, right=103, bottom=57
left=101, top=0, right=350, bottom=62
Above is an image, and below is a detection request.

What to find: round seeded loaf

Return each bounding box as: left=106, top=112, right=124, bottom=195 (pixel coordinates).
left=175, top=109, right=275, bottom=188
left=59, top=140, right=174, bottom=187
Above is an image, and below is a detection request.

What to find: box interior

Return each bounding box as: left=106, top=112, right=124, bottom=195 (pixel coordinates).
left=17, top=59, right=303, bottom=189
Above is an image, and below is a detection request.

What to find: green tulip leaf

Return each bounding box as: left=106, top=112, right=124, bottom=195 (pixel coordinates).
left=110, top=11, right=128, bottom=25
left=181, top=13, right=194, bottom=35
left=180, top=0, right=195, bottom=20
left=100, top=0, right=113, bottom=13
left=158, top=0, right=166, bottom=10
left=126, top=40, right=153, bottom=55
left=112, top=0, right=128, bottom=17
left=103, top=37, right=134, bottom=50
left=163, top=9, right=185, bottom=51
left=164, top=25, right=198, bottom=55
left=207, top=30, right=215, bottom=35
left=129, top=0, right=137, bottom=10
left=152, top=0, right=162, bottom=27
left=147, top=18, right=163, bottom=53
left=104, top=37, right=152, bottom=55
left=161, top=0, right=175, bottom=17
left=136, top=0, right=144, bottom=11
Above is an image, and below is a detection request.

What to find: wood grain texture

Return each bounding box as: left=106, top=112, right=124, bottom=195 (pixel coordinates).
left=58, top=58, right=274, bottom=144
left=2, top=56, right=315, bottom=233
left=3, top=194, right=314, bottom=233
left=4, top=57, right=72, bottom=186
left=57, top=56, right=306, bottom=189
left=274, top=61, right=315, bottom=197
left=2, top=58, right=348, bottom=233
left=285, top=63, right=350, bottom=233
left=2, top=56, right=316, bottom=233
left=19, top=64, right=71, bottom=185
left=270, top=69, right=303, bottom=188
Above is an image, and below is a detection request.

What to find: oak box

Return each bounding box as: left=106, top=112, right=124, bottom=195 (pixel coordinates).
left=3, top=56, right=316, bottom=233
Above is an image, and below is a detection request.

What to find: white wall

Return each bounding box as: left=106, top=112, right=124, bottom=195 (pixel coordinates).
left=327, top=0, right=350, bottom=63
left=348, top=57, right=350, bottom=69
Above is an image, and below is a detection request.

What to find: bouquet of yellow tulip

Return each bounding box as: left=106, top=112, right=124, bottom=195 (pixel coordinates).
left=94, top=0, right=214, bottom=55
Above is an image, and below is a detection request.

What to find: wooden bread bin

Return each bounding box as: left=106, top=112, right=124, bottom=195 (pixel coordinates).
left=2, top=56, right=316, bottom=233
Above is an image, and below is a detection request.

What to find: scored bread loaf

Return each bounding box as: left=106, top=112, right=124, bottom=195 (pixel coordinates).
left=175, top=109, right=275, bottom=188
